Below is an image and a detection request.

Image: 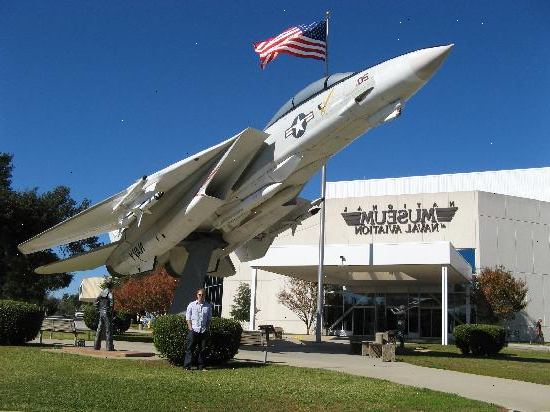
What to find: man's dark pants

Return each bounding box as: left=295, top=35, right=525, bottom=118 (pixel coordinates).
left=184, top=330, right=207, bottom=368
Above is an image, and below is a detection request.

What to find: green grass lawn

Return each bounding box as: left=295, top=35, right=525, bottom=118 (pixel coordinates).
left=0, top=346, right=498, bottom=412
left=399, top=344, right=550, bottom=385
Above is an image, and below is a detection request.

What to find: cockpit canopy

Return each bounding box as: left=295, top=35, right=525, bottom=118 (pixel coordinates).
left=266, top=71, right=355, bottom=128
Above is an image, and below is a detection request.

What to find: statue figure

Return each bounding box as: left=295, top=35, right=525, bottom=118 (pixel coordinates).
left=94, top=280, right=115, bottom=351
left=395, top=305, right=406, bottom=348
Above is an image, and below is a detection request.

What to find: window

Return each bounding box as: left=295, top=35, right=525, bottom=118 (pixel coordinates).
left=203, top=276, right=223, bottom=317
left=265, top=72, right=355, bottom=128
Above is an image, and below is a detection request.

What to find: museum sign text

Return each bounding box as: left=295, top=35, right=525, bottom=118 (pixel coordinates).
left=341, top=202, right=458, bottom=235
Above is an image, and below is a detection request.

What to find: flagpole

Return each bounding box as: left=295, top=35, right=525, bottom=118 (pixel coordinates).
left=315, top=10, right=330, bottom=344
left=324, top=11, right=330, bottom=78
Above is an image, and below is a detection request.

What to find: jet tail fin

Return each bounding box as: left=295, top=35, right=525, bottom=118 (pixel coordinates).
left=35, top=242, right=119, bottom=274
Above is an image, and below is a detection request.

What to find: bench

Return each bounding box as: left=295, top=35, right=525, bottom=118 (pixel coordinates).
left=362, top=341, right=396, bottom=361
left=348, top=335, right=370, bottom=355
left=350, top=332, right=397, bottom=362
left=39, top=317, right=81, bottom=346
left=240, top=325, right=282, bottom=363
left=240, top=330, right=269, bottom=363
left=273, top=326, right=284, bottom=339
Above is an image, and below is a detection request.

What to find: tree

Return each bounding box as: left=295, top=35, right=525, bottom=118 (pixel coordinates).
left=472, top=266, right=528, bottom=323
left=277, top=277, right=317, bottom=334
left=0, top=153, right=100, bottom=304
left=230, top=282, right=250, bottom=322
left=113, top=268, right=177, bottom=314
left=42, top=295, right=59, bottom=316
left=56, top=293, right=80, bottom=316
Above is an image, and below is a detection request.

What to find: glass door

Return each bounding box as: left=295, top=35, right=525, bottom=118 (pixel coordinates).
left=352, top=306, right=375, bottom=336
left=420, top=308, right=442, bottom=337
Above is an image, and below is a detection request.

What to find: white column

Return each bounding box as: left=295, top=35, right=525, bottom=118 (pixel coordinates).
left=465, top=284, right=471, bottom=324
left=441, top=266, right=448, bottom=345
left=249, top=268, right=258, bottom=331
left=315, top=164, right=327, bottom=343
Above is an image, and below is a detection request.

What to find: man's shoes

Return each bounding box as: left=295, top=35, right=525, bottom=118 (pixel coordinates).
left=198, top=367, right=207, bottom=371
left=184, top=367, right=192, bottom=371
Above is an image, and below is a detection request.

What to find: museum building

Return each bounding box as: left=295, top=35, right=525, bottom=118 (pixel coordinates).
left=222, top=167, right=550, bottom=343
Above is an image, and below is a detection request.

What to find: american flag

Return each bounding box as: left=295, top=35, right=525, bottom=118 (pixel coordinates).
left=253, top=21, right=327, bottom=69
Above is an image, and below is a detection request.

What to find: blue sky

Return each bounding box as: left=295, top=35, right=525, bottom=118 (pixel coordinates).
left=2, top=1, right=549, bottom=295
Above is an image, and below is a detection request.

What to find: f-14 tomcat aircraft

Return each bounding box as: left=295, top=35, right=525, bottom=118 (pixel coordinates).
left=19, top=45, right=453, bottom=313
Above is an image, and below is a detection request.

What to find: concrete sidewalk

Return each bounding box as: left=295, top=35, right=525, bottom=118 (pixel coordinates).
left=33, top=338, right=550, bottom=411
left=32, top=338, right=159, bottom=358
left=509, top=342, right=550, bottom=352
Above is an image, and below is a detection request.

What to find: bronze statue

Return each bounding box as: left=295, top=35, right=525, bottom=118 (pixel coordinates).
left=94, top=280, right=114, bottom=351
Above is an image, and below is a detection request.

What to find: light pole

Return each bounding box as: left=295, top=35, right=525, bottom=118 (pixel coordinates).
left=341, top=285, right=346, bottom=334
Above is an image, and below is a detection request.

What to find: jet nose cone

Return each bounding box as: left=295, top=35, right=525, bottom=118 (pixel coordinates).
left=410, top=44, right=453, bottom=81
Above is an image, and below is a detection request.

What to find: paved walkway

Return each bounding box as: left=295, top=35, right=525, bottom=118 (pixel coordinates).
left=33, top=337, right=550, bottom=411
left=509, top=342, right=550, bottom=352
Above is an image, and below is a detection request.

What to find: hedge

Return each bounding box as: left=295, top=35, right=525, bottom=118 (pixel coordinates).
left=82, top=304, right=132, bottom=335
left=153, top=314, right=242, bottom=366
left=0, top=299, right=44, bottom=345
left=453, top=323, right=506, bottom=355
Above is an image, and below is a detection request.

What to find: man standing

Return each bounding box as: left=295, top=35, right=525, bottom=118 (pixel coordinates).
left=94, top=279, right=115, bottom=351
left=184, top=288, right=212, bottom=370
left=535, top=318, right=544, bottom=344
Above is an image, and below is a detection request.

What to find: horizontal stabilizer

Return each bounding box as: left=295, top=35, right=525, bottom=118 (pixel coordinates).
left=35, top=242, right=119, bottom=274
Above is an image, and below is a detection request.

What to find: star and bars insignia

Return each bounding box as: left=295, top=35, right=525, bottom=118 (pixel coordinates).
left=285, top=112, right=314, bottom=138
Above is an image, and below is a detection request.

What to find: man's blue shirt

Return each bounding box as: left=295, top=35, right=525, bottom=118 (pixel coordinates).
left=185, top=300, right=212, bottom=333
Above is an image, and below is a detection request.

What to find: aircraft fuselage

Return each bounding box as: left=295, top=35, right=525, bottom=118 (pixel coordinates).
left=107, top=45, right=454, bottom=276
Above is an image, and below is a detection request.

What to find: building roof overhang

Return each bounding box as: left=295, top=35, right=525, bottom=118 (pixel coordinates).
left=249, top=241, right=472, bottom=287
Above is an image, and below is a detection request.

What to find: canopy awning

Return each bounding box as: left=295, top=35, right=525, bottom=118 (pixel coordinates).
left=249, top=241, right=472, bottom=288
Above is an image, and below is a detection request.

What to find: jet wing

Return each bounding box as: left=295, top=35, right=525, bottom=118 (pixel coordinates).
left=18, top=130, right=259, bottom=255
left=18, top=192, right=126, bottom=255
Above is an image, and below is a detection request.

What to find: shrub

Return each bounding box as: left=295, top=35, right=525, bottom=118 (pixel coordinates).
left=469, top=325, right=506, bottom=355
left=83, top=303, right=98, bottom=330
left=0, top=299, right=44, bottom=345
left=206, top=318, right=243, bottom=364
left=153, top=314, right=242, bottom=366
left=230, top=282, right=250, bottom=322
left=453, top=324, right=506, bottom=355
left=153, top=314, right=187, bottom=365
left=454, top=324, right=472, bottom=354
left=113, top=311, right=133, bottom=334
left=82, top=303, right=132, bottom=335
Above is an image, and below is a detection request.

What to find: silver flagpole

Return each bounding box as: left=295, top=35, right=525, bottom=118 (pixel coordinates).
left=315, top=10, right=330, bottom=344
left=324, top=11, right=330, bottom=80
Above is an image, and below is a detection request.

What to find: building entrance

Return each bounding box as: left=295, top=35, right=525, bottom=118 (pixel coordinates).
left=326, top=290, right=465, bottom=339
left=352, top=306, right=375, bottom=336
left=420, top=308, right=442, bottom=338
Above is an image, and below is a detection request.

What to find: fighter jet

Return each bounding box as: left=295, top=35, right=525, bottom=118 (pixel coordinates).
left=18, top=45, right=453, bottom=313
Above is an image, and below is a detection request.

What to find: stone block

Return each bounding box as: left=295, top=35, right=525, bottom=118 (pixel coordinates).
left=382, top=343, right=396, bottom=362
left=369, top=343, right=382, bottom=358
left=361, top=341, right=371, bottom=356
